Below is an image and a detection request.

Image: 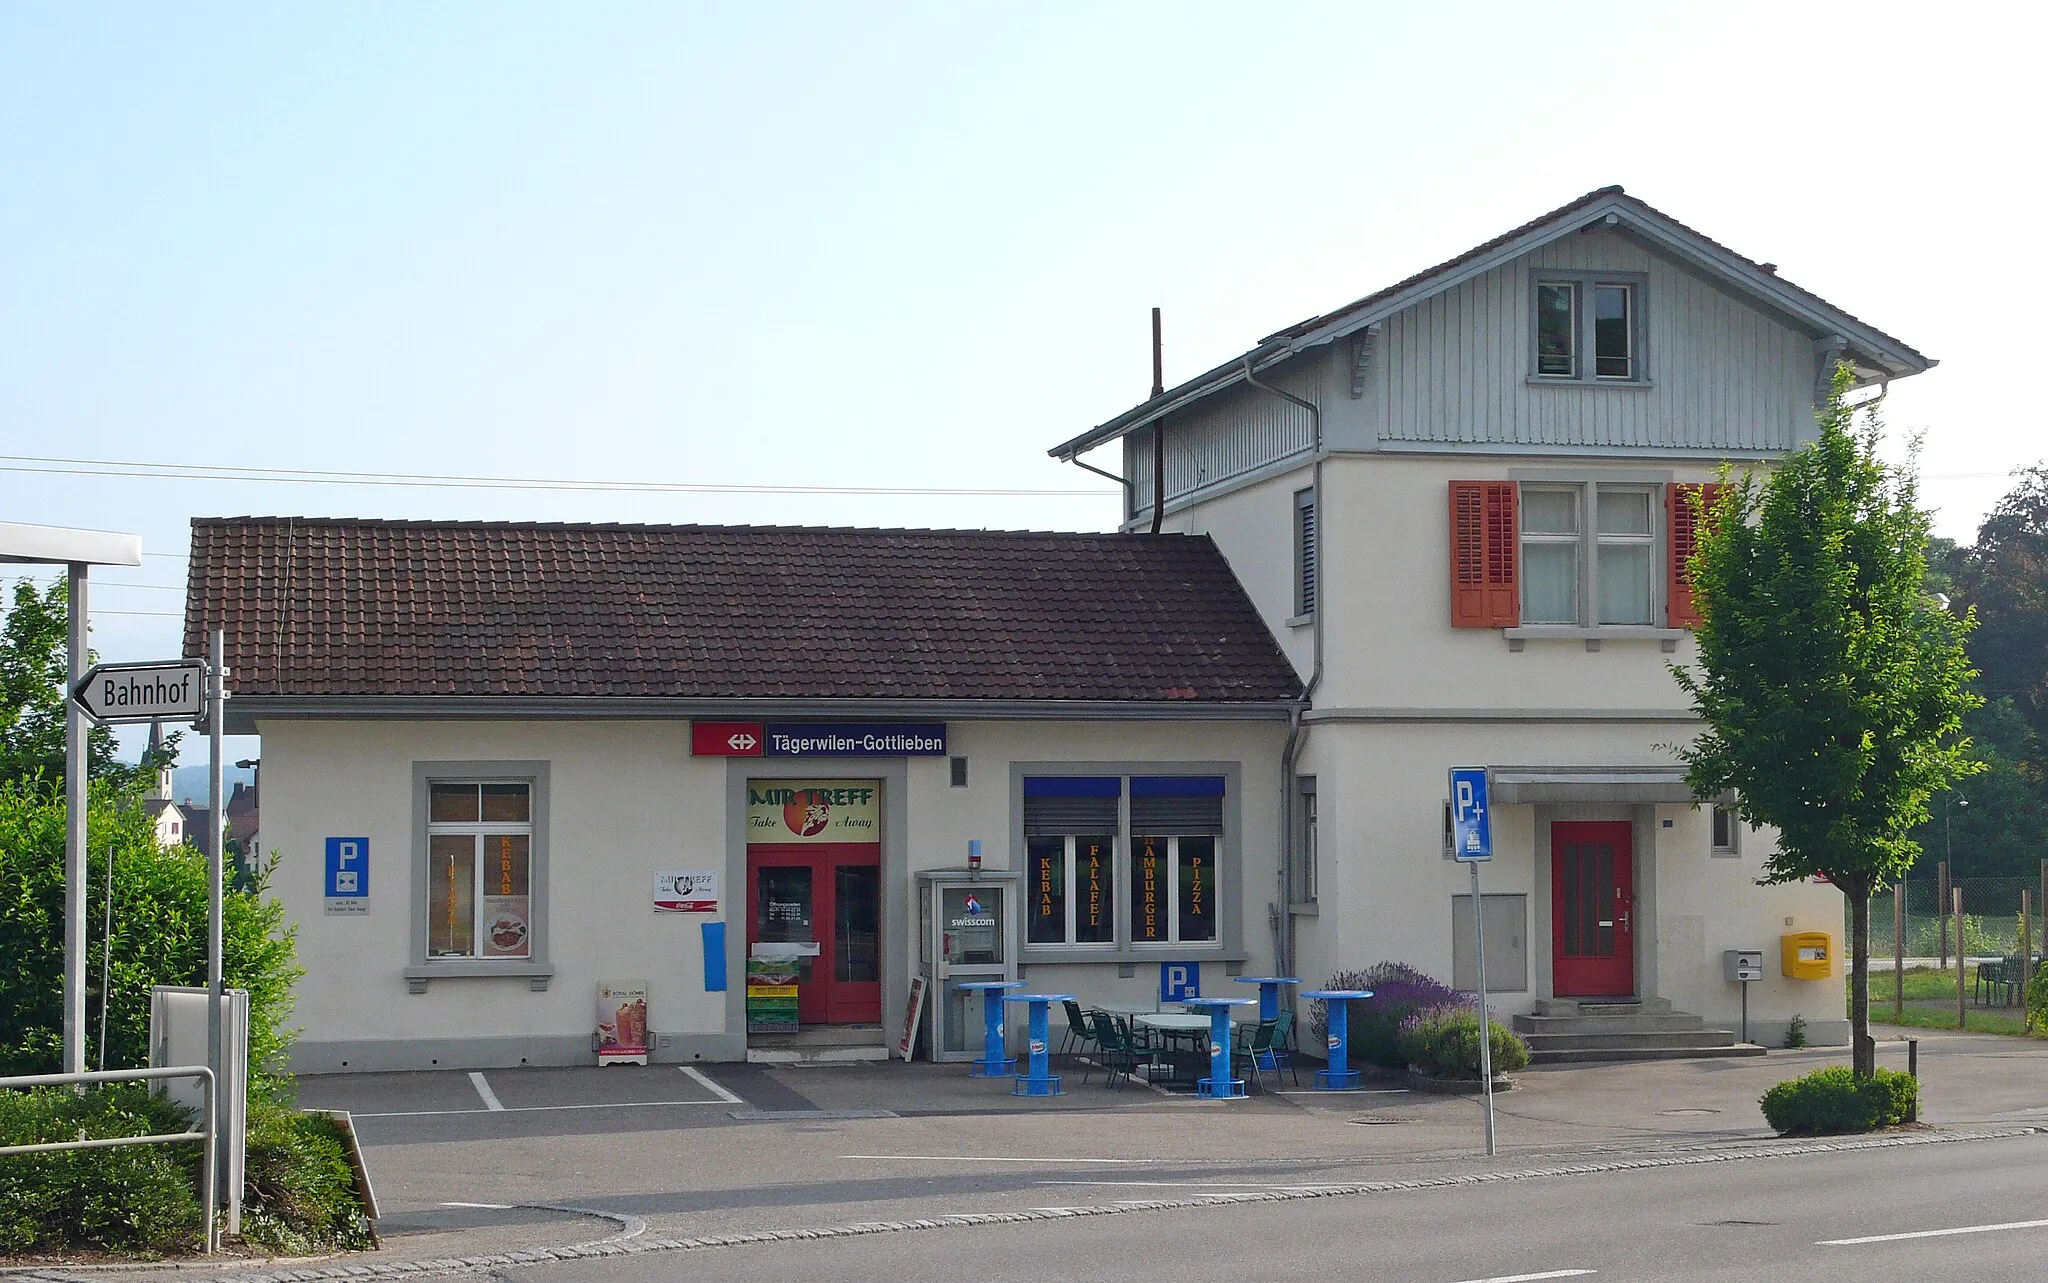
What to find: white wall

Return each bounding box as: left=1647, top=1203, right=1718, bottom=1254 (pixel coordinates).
left=259, top=715, right=1287, bottom=1072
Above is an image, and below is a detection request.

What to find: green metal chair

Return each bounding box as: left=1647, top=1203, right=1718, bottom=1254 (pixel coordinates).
left=1059, top=999, right=1098, bottom=1067
left=1086, top=1011, right=1146, bottom=1088
left=1231, top=1018, right=1282, bottom=1094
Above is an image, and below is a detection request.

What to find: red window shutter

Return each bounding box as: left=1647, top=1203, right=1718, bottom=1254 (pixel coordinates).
left=1666, top=482, right=1728, bottom=628
left=1449, top=481, right=1519, bottom=628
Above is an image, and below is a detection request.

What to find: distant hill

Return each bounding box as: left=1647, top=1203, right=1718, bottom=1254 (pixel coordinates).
left=170, top=763, right=255, bottom=805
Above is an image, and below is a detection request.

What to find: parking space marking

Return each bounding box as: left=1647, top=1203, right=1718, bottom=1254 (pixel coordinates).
left=354, top=1098, right=728, bottom=1118
left=680, top=1065, right=743, bottom=1104
left=1820, top=1217, right=2048, bottom=1245
left=1451, top=1272, right=1595, bottom=1283
left=469, top=1072, right=506, bottom=1111
left=442, top=1201, right=514, bottom=1210
left=840, top=1154, right=1159, bottom=1164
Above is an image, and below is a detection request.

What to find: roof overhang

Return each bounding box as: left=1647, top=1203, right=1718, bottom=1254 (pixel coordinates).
left=1049, top=188, right=1935, bottom=462
left=1488, top=765, right=1729, bottom=806
left=217, top=695, right=1302, bottom=735
left=0, top=521, right=143, bottom=567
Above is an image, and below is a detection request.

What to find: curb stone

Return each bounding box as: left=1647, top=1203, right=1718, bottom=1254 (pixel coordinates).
left=53, top=1125, right=2041, bottom=1283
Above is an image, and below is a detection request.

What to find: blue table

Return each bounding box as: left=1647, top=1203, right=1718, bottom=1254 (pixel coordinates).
left=1004, top=994, right=1075, bottom=1096
left=1232, top=976, right=1299, bottom=1069
left=959, top=981, right=1023, bottom=1077
left=1180, top=996, right=1256, bottom=1098
left=1301, top=988, right=1374, bottom=1089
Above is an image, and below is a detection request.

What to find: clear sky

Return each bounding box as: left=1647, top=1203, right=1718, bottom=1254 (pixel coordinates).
left=3, top=2, right=2042, bottom=763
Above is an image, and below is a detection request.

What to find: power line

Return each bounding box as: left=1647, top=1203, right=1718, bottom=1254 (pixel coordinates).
left=0, top=454, right=1114, bottom=498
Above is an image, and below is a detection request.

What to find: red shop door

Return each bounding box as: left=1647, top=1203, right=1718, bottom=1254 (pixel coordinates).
left=747, top=845, right=882, bottom=1025
left=1551, top=821, right=1636, bottom=998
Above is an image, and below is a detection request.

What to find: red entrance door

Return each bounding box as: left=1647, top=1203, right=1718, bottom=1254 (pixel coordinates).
left=1551, top=821, right=1636, bottom=997
left=747, top=845, right=882, bottom=1024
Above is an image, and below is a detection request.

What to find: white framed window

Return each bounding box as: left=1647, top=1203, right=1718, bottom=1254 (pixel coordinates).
left=408, top=761, right=552, bottom=991
left=427, top=782, right=533, bottom=959
left=1519, top=482, right=1662, bottom=627
left=1532, top=272, right=1647, bottom=383
left=1711, top=805, right=1741, bottom=857
left=1130, top=833, right=1218, bottom=945
left=1026, top=834, right=1116, bottom=945
left=1296, top=776, right=1318, bottom=903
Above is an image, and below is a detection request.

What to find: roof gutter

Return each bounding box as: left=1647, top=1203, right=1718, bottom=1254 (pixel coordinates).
left=1241, top=353, right=1323, bottom=992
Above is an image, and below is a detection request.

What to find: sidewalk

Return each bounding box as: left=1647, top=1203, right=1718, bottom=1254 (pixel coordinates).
left=19, top=1031, right=2045, bottom=1280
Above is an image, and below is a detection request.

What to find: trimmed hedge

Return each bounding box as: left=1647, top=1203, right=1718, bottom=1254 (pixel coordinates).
left=1760, top=1065, right=1918, bottom=1135
left=0, top=1084, right=202, bottom=1254
left=241, top=1095, right=376, bottom=1254
left=1396, top=1004, right=1530, bottom=1079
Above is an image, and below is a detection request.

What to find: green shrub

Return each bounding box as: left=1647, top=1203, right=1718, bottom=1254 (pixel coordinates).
left=0, top=777, right=303, bottom=1085
left=240, top=1096, right=376, bottom=1254
left=0, top=1084, right=202, bottom=1254
left=1784, top=1013, right=1808, bottom=1048
left=2028, top=964, right=2048, bottom=1034
left=1395, top=1004, right=1530, bottom=1079
left=1760, top=1065, right=1918, bottom=1134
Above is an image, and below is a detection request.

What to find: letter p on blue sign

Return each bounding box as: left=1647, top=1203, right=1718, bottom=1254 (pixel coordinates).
left=1161, top=963, right=1201, bottom=1003
left=325, top=837, right=369, bottom=901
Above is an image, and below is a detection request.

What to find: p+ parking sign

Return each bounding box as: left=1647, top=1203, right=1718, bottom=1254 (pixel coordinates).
left=1448, top=767, right=1492, bottom=862
left=324, top=837, right=369, bottom=915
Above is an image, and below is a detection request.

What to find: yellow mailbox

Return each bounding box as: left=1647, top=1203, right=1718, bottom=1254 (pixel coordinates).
left=1780, top=931, right=1834, bottom=980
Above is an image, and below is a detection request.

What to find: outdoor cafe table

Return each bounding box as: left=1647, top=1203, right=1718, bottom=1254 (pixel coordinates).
left=1004, top=993, right=1075, bottom=1096
left=1133, top=1012, right=1211, bottom=1086
left=1178, top=996, right=1256, bottom=1098
left=958, top=981, right=1023, bottom=1077
left=1232, top=976, right=1299, bottom=1069
left=1300, top=988, right=1374, bottom=1089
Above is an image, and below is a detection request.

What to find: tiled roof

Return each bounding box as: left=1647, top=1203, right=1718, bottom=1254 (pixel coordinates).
left=183, top=519, right=1303, bottom=705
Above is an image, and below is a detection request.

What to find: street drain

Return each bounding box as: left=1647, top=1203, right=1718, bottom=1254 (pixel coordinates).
left=1658, top=1108, right=1722, bottom=1116
left=1349, top=1115, right=1404, bottom=1125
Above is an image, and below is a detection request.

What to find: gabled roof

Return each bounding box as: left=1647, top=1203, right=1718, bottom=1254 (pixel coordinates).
left=1050, top=186, right=1935, bottom=461
left=182, top=519, right=1303, bottom=709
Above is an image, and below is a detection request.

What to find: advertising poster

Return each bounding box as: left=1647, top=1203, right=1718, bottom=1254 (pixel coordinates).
left=596, top=979, right=649, bottom=1060
left=745, top=780, right=880, bottom=844
left=653, top=870, right=719, bottom=913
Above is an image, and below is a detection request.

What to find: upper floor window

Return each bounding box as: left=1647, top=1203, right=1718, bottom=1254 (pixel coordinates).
left=1294, top=487, right=1317, bottom=617
left=1531, top=272, right=1646, bottom=384
left=1450, top=480, right=1726, bottom=632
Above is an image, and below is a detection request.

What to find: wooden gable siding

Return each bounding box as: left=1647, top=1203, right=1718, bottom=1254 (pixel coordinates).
left=1374, top=231, right=1814, bottom=452
left=1126, top=358, right=1320, bottom=521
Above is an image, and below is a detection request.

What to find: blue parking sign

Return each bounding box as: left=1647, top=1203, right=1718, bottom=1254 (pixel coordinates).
left=324, top=837, right=369, bottom=912
left=1160, top=962, right=1201, bottom=1003
left=1448, top=768, right=1492, bottom=861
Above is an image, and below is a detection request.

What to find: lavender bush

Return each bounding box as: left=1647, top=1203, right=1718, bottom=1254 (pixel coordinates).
left=1308, top=961, right=1461, bottom=1068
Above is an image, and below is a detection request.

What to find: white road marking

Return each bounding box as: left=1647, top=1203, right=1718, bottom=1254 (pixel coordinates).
left=1038, top=1180, right=1350, bottom=1190
left=680, top=1065, right=743, bottom=1104
left=441, top=1201, right=514, bottom=1210
left=469, top=1071, right=506, bottom=1111
left=355, top=1098, right=726, bottom=1118
left=1450, top=1272, right=1596, bottom=1283
left=1820, top=1217, right=2048, bottom=1245
left=831, top=1147, right=1163, bottom=1155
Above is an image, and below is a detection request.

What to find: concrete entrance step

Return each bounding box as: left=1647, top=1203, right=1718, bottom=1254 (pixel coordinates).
left=1532, top=996, right=1674, bottom=1017
left=1521, top=1029, right=1739, bottom=1052
left=747, top=1025, right=890, bottom=1064
left=1513, top=1012, right=1709, bottom=1035
left=1528, top=1043, right=1768, bottom=1065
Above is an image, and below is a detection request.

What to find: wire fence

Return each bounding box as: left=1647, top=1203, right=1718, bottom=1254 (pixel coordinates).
left=1861, top=875, right=2048, bottom=960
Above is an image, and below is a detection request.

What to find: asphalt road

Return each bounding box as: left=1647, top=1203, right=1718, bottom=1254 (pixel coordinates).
left=461, top=1131, right=2048, bottom=1283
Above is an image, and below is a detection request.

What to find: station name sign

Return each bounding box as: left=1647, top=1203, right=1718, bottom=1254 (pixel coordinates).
left=692, top=721, right=947, bottom=757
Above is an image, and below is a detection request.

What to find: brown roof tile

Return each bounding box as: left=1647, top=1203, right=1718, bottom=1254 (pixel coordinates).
left=183, top=519, right=1303, bottom=705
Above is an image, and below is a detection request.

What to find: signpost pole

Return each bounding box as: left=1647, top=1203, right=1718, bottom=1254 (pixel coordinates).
left=205, top=630, right=229, bottom=1234
left=63, top=563, right=88, bottom=1076
left=1471, top=857, right=1495, bottom=1157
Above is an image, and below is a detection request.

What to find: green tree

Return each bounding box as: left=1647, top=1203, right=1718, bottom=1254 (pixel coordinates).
left=1, top=578, right=163, bottom=790
left=1954, top=466, right=2048, bottom=759
left=1674, top=367, right=1983, bottom=1079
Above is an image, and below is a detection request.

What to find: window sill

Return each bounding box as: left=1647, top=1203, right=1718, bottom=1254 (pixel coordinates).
left=1021, top=945, right=1245, bottom=967
left=1286, top=613, right=1314, bottom=629
left=1525, top=375, right=1654, bottom=389
left=1289, top=900, right=1319, bottom=917
left=405, top=961, right=555, bottom=993
left=1504, top=625, right=1688, bottom=653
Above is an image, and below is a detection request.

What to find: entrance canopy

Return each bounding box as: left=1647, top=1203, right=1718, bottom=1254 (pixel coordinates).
left=0, top=521, right=143, bottom=567
left=1490, top=765, right=1728, bottom=806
